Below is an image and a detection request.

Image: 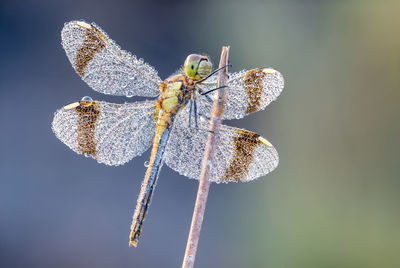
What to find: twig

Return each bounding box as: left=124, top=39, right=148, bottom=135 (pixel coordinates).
left=181, top=46, right=230, bottom=268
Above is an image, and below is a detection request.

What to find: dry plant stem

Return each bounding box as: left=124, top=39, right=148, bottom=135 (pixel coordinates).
left=181, top=46, right=230, bottom=268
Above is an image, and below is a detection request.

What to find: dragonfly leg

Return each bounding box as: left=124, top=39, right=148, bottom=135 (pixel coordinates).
left=204, top=93, right=213, bottom=103
left=198, top=88, right=213, bottom=103
left=194, top=64, right=232, bottom=84
left=193, top=99, right=198, bottom=128
left=188, top=99, right=193, bottom=128
left=200, top=85, right=228, bottom=96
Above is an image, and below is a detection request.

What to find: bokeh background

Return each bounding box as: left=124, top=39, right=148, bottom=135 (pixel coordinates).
left=1, top=0, right=399, bottom=267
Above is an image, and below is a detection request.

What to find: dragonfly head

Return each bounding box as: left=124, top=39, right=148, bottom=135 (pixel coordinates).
left=184, top=54, right=212, bottom=81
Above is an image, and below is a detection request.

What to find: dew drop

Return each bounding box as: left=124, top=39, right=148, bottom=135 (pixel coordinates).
left=207, top=160, right=213, bottom=171
left=121, top=81, right=128, bottom=88
left=81, top=96, right=93, bottom=101
left=144, top=161, right=149, bottom=167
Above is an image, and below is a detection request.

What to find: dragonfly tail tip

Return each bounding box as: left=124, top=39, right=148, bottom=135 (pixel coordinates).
left=129, top=239, right=138, bottom=247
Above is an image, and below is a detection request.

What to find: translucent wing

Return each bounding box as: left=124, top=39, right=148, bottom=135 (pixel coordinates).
left=61, top=20, right=162, bottom=97
left=164, top=112, right=279, bottom=183
left=196, top=68, right=284, bottom=120
left=52, top=99, right=156, bottom=166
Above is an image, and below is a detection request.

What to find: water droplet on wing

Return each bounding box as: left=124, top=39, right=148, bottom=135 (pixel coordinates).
left=144, top=161, right=149, bottom=167
left=81, top=96, right=93, bottom=101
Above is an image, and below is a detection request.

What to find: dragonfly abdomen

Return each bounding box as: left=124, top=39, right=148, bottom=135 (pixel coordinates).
left=129, top=126, right=171, bottom=246
left=129, top=108, right=177, bottom=247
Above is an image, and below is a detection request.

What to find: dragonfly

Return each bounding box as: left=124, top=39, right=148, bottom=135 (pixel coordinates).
left=52, top=20, right=284, bottom=247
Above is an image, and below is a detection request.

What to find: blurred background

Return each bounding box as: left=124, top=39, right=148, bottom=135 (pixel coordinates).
left=1, top=0, right=399, bottom=267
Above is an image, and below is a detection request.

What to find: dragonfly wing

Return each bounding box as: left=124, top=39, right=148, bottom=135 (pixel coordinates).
left=196, top=68, right=284, bottom=120
left=164, top=112, right=279, bottom=183
left=52, top=100, right=156, bottom=166
left=61, top=20, right=162, bottom=97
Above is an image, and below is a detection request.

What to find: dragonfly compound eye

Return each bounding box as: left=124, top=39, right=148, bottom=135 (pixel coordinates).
left=197, top=58, right=212, bottom=80
left=184, top=54, right=212, bottom=80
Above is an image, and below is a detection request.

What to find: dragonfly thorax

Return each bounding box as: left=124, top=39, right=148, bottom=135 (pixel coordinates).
left=154, top=74, right=192, bottom=124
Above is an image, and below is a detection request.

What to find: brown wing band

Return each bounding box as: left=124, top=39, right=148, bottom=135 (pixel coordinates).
left=76, top=101, right=100, bottom=157
left=75, top=25, right=107, bottom=77
left=222, top=130, right=261, bottom=181
left=244, top=69, right=267, bottom=114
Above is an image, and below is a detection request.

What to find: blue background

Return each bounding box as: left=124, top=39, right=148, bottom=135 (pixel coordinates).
left=1, top=0, right=399, bottom=267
